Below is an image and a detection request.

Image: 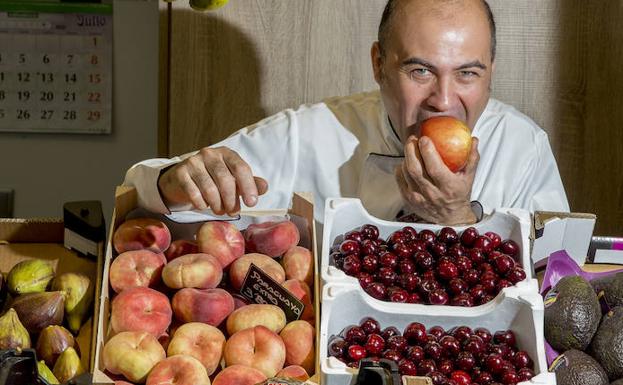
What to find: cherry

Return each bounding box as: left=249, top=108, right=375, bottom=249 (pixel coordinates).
left=407, top=292, right=423, bottom=303
left=398, top=358, right=418, bottom=376
left=389, top=288, right=409, bottom=302
left=463, top=269, right=481, bottom=285
left=411, top=239, right=428, bottom=252
left=415, top=251, right=435, bottom=270
left=406, top=345, right=425, bottom=362
left=474, top=370, right=494, bottom=385
left=387, top=335, right=409, bottom=353
left=398, top=259, right=416, bottom=275
left=379, top=252, right=399, bottom=269
left=485, top=354, right=504, bottom=374
left=511, top=351, right=533, bottom=369
left=361, top=254, right=378, bottom=273
left=496, top=279, right=513, bottom=291
left=470, top=285, right=486, bottom=303
left=439, top=335, right=461, bottom=357
left=342, top=254, right=361, bottom=276
left=499, top=239, right=519, bottom=258
left=429, top=241, right=448, bottom=258
left=455, top=256, right=473, bottom=274
left=382, top=349, right=402, bottom=363
left=345, top=230, right=364, bottom=243
left=480, top=262, right=494, bottom=273
left=438, top=359, right=454, bottom=375
left=438, top=227, right=459, bottom=244
left=364, top=333, right=385, bottom=355
left=464, top=335, right=486, bottom=355
left=474, top=327, right=492, bottom=344
left=364, top=282, right=387, bottom=300
left=428, top=325, right=447, bottom=339
left=500, top=370, right=518, bottom=385
left=360, top=239, right=378, bottom=256
left=493, top=254, right=515, bottom=275
left=456, top=351, right=476, bottom=371
left=429, top=371, right=448, bottom=385
left=404, top=322, right=428, bottom=345
left=438, top=261, right=459, bottom=281
left=328, top=336, right=348, bottom=358
left=422, top=269, right=437, bottom=281
left=460, top=227, right=479, bottom=247
left=451, top=293, right=474, bottom=307
left=419, top=278, right=440, bottom=295
left=517, top=368, right=535, bottom=381
left=380, top=326, right=401, bottom=340
left=447, top=244, right=466, bottom=259
left=331, top=251, right=345, bottom=268
left=448, top=278, right=468, bottom=295
left=451, top=326, right=473, bottom=343
left=347, top=344, right=367, bottom=361
left=429, top=289, right=450, bottom=305
left=484, top=231, right=502, bottom=249
left=398, top=273, right=420, bottom=292
left=360, top=224, right=380, bottom=240
left=357, top=272, right=374, bottom=289
left=387, top=230, right=407, bottom=245
left=473, top=235, right=494, bottom=253
left=450, top=370, right=472, bottom=385
left=339, top=239, right=360, bottom=255
left=392, top=243, right=412, bottom=259
left=359, top=317, right=381, bottom=335
left=377, top=267, right=397, bottom=286
left=402, top=226, right=418, bottom=241
left=342, top=325, right=366, bottom=344
left=507, top=267, right=526, bottom=284
left=494, top=330, right=516, bottom=348
left=417, top=359, right=437, bottom=376
left=419, top=229, right=436, bottom=244
left=481, top=277, right=498, bottom=294
left=468, top=248, right=486, bottom=264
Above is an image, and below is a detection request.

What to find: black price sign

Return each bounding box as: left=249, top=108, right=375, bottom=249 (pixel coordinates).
left=240, top=263, right=304, bottom=323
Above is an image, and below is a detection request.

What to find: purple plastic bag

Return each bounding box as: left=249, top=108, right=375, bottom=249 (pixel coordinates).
left=539, top=250, right=623, bottom=366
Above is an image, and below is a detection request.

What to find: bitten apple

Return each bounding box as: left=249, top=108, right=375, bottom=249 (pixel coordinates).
left=420, top=116, right=472, bottom=172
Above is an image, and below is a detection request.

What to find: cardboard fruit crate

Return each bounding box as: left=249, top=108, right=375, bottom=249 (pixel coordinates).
left=92, top=186, right=319, bottom=384
left=319, top=281, right=554, bottom=385
left=0, top=217, right=104, bottom=376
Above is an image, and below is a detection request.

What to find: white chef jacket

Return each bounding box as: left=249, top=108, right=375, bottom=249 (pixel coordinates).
left=123, top=90, right=569, bottom=225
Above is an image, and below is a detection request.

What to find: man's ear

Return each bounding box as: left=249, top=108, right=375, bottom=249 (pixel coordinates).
left=371, top=41, right=384, bottom=84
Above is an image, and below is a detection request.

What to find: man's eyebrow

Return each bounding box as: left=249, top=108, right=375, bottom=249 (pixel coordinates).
left=456, top=61, right=487, bottom=70
left=401, top=57, right=488, bottom=71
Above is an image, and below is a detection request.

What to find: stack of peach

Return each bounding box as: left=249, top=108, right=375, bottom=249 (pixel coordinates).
left=101, top=217, right=315, bottom=385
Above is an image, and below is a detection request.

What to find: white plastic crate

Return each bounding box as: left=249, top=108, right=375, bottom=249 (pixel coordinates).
left=321, top=198, right=533, bottom=293
left=319, top=281, right=555, bottom=385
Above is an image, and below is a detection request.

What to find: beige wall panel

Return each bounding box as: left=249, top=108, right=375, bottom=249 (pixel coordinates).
left=166, top=0, right=623, bottom=234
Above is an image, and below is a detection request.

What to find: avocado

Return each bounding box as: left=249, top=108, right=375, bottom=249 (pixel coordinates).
left=589, top=306, right=623, bottom=380
left=552, top=349, right=609, bottom=385
left=591, top=272, right=623, bottom=308
left=544, top=275, right=602, bottom=351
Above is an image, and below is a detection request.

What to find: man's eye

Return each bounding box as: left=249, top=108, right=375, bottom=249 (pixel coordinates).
left=459, top=70, right=478, bottom=77
left=411, top=68, right=430, bottom=77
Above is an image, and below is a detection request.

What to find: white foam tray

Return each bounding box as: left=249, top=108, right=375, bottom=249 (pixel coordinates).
left=319, top=281, right=555, bottom=385
left=321, top=198, right=534, bottom=290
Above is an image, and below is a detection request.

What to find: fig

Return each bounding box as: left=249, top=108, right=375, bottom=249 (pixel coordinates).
left=0, top=308, right=31, bottom=350
left=52, top=273, right=93, bottom=334
left=11, top=291, right=65, bottom=334
left=7, top=259, right=55, bottom=295
left=36, top=325, right=77, bottom=367
left=52, top=346, right=84, bottom=383
left=37, top=360, right=60, bottom=384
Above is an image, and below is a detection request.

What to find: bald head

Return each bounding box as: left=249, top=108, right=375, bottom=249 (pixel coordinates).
left=378, top=0, right=496, bottom=61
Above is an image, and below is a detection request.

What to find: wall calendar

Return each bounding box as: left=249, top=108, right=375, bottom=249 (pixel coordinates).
left=0, top=1, right=112, bottom=134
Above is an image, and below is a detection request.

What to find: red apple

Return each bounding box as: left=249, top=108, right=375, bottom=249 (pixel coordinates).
left=420, top=116, right=472, bottom=172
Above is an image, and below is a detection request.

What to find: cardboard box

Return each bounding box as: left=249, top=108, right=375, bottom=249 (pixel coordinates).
left=0, top=217, right=104, bottom=374
left=92, top=186, right=319, bottom=384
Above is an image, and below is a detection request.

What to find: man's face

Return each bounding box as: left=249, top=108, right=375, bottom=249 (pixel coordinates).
left=372, top=0, right=494, bottom=142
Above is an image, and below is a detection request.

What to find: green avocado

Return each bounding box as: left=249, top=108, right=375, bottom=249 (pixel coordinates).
left=589, top=306, right=623, bottom=381
left=552, top=349, right=609, bottom=385
left=544, top=276, right=602, bottom=351
left=591, top=272, right=623, bottom=308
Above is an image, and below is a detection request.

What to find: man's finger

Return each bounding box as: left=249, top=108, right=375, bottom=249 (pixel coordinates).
left=254, top=176, right=269, bottom=197
left=177, top=168, right=209, bottom=210
left=205, top=160, right=237, bottom=215
left=418, top=136, right=451, bottom=184
left=463, top=137, right=480, bottom=175
left=223, top=153, right=259, bottom=207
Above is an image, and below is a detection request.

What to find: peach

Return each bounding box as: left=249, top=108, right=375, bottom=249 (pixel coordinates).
left=111, top=287, right=172, bottom=337
left=244, top=220, right=300, bottom=257
left=109, top=249, right=166, bottom=293
left=231, top=293, right=250, bottom=310
left=103, top=331, right=166, bottom=383
left=212, top=364, right=266, bottom=385
left=146, top=355, right=210, bottom=385
left=226, top=304, right=286, bottom=336
left=275, top=365, right=310, bottom=381
left=282, top=279, right=315, bottom=324
left=172, top=288, right=234, bottom=326
left=164, top=239, right=198, bottom=262
left=114, top=382, right=135, bottom=385
left=113, top=218, right=171, bottom=254
left=161, top=253, right=222, bottom=289
left=228, top=253, right=286, bottom=291
left=280, top=320, right=315, bottom=374
left=167, top=322, right=225, bottom=375
left=281, top=246, right=313, bottom=286
left=196, top=221, right=245, bottom=268
left=224, top=325, right=285, bottom=377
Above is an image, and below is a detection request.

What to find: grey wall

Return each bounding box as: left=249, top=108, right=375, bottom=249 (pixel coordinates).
left=0, top=0, right=159, bottom=225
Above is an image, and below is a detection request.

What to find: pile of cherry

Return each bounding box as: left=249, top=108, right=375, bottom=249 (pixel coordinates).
left=328, top=318, right=536, bottom=384
left=330, top=225, right=527, bottom=306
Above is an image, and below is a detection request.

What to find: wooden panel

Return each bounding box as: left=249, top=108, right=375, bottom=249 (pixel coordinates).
left=165, top=0, right=623, bottom=235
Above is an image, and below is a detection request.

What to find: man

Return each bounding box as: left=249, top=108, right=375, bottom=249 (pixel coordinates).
left=124, top=0, right=569, bottom=225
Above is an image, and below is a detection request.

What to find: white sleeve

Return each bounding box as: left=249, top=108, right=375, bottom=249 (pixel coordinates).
left=122, top=111, right=300, bottom=214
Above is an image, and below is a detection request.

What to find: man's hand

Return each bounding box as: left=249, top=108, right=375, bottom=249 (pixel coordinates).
left=395, top=136, right=479, bottom=225
left=157, top=146, right=268, bottom=215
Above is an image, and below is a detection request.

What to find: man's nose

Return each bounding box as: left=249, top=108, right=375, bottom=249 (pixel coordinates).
left=425, top=76, right=454, bottom=112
